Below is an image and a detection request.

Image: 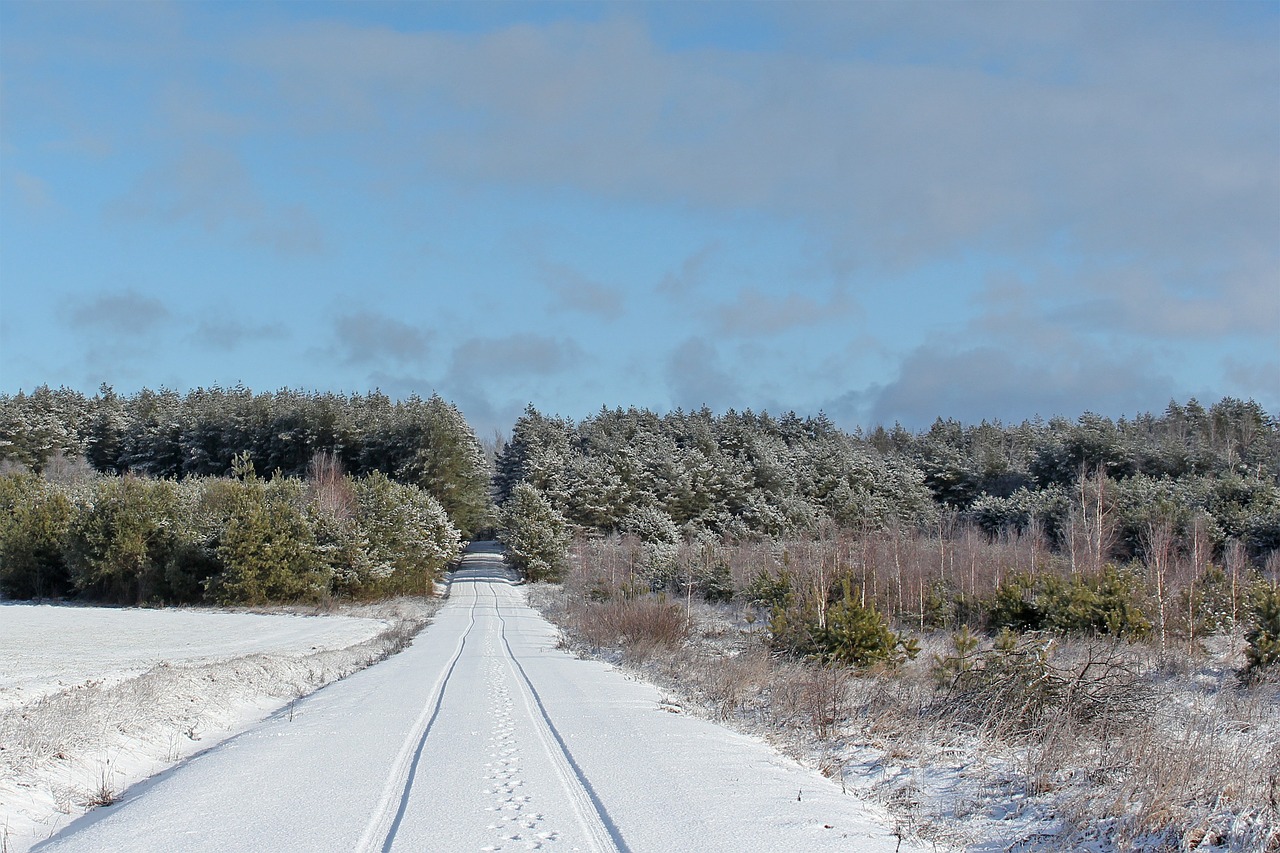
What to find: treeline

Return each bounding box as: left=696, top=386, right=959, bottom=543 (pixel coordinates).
left=0, top=457, right=460, bottom=605
left=0, top=385, right=491, bottom=537
left=494, top=399, right=1280, bottom=672
left=496, top=405, right=937, bottom=541
left=495, top=399, right=1279, bottom=561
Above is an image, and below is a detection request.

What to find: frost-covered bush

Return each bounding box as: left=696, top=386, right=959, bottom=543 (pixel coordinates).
left=63, top=476, right=191, bottom=604
left=209, top=470, right=460, bottom=604
left=353, top=471, right=460, bottom=596
left=212, top=481, right=328, bottom=605
left=0, top=462, right=461, bottom=606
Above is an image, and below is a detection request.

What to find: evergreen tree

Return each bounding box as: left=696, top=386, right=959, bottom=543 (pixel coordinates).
left=499, top=483, right=570, bottom=582
left=0, top=473, right=74, bottom=598
left=64, top=476, right=185, bottom=604
left=212, top=479, right=327, bottom=605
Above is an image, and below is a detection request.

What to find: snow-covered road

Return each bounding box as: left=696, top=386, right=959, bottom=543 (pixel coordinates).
left=37, top=544, right=921, bottom=852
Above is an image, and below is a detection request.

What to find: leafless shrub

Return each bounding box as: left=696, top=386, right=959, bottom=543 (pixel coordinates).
left=700, top=649, right=775, bottom=721
left=539, top=539, right=1280, bottom=851
left=306, top=451, right=354, bottom=519
left=569, top=595, right=690, bottom=662
left=40, top=452, right=97, bottom=485
left=936, top=634, right=1152, bottom=740
left=800, top=664, right=852, bottom=739
left=83, top=763, right=116, bottom=808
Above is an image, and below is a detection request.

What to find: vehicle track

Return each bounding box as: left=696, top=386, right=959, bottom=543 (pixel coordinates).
left=353, top=568, right=484, bottom=853
left=488, top=574, right=628, bottom=853
left=363, top=549, right=624, bottom=853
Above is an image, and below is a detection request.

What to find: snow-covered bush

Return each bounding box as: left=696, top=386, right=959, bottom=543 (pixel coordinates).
left=211, top=479, right=329, bottom=605
left=352, top=472, right=461, bottom=597
left=1, top=465, right=461, bottom=606
left=63, top=476, right=191, bottom=604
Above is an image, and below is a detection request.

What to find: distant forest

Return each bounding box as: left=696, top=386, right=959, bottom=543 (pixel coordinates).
left=1, top=386, right=1277, bottom=613
left=0, top=385, right=491, bottom=537
left=495, top=397, right=1279, bottom=563
left=490, top=397, right=1279, bottom=678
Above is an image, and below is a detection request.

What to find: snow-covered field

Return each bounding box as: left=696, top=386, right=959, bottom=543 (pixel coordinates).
left=1, top=600, right=432, bottom=852
left=21, top=546, right=924, bottom=853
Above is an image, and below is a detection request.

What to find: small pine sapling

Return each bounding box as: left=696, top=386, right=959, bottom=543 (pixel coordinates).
left=1242, top=584, right=1280, bottom=683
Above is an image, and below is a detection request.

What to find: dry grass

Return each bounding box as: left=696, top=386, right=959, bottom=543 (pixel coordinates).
left=567, top=594, right=690, bottom=662
left=533, top=576, right=1280, bottom=852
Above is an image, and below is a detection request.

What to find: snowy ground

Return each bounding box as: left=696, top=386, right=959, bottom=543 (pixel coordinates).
left=1, top=599, right=433, bottom=852
left=532, top=592, right=1280, bottom=852
left=28, top=544, right=925, bottom=853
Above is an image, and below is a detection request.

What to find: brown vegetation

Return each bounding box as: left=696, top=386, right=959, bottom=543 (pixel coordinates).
left=530, top=531, right=1280, bottom=852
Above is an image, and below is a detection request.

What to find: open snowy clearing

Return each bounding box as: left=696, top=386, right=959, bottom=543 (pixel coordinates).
left=0, top=603, right=392, bottom=706
left=1, top=599, right=432, bottom=852
left=30, top=544, right=925, bottom=853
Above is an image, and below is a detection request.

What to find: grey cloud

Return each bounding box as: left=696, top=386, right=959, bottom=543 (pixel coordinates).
left=987, top=256, right=1279, bottom=344
left=370, top=368, right=533, bottom=440
left=714, top=287, right=855, bottom=337
left=157, top=83, right=252, bottom=139
left=247, top=206, right=327, bottom=255
left=845, top=267, right=1274, bottom=428
left=439, top=387, right=527, bottom=443
left=193, top=317, right=288, bottom=351
left=57, top=291, right=172, bottom=382
left=866, top=342, right=1178, bottom=429
left=109, top=144, right=326, bottom=255
left=333, top=312, right=431, bottom=366
left=449, top=334, right=583, bottom=382
left=664, top=338, right=743, bottom=412
left=365, top=370, right=524, bottom=438
left=657, top=242, right=719, bottom=295
left=538, top=260, right=624, bottom=318
left=110, top=144, right=258, bottom=232
left=64, top=290, right=170, bottom=336
left=365, top=371, right=436, bottom=395
left=51, top=135, right=114, bottom=159
left=1123, top=259, right=1276, bottom=340
left=1222, top=356, right=1280, bottom=414
left=12, top=171, right=56, bottom=212
left=236, top=11, right=1276, bottom=316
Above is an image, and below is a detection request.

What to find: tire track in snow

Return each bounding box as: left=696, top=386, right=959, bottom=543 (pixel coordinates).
left=353, top=572, right=483, bottom=853
left=486, top=576, right=630, bottom=853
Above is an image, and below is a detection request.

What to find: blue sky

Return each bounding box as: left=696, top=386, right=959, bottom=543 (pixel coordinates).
left=2, top=1, right=1277, bottom=437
